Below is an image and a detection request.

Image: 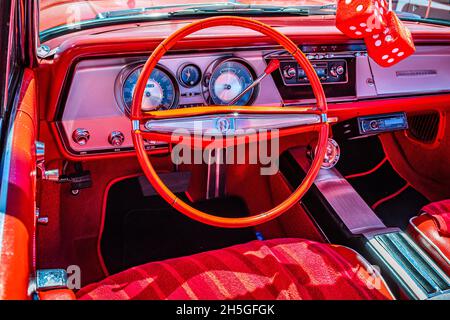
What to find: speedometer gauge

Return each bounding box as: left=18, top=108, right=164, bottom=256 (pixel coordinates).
left=122, top=66, right=178, bottom=112
left=208, top=59, right=256, bottom=106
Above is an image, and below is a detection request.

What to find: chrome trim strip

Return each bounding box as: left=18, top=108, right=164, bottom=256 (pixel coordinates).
left=311, top=165, right=386, bottom=234
left=132, top=120, right=140, bottom=131
left=215, top=151, right=221, bottom=198
left=368, top=236, right=428, bottom=300
left=368, top=232, right=450, bottom=299
left=144, top=114, right=321, bottom=135
left=206, top=151, right=212, bottom=199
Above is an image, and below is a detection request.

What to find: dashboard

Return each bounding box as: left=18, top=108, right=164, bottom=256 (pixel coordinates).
left=57, top=44, right=450, bottom=157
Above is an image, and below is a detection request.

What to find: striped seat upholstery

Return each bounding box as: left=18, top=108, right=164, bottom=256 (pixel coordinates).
left=77, top=238, right=393, bottom=300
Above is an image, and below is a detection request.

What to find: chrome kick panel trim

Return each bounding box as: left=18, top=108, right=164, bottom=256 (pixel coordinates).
left=144, top=114, right=321, bottom=135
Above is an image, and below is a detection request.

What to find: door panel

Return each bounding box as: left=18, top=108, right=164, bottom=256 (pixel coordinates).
left=0, top=69, right=38, bottom=299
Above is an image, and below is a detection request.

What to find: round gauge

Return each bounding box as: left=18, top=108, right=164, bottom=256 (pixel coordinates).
left=179, top=64, right=202, bottom=87
left=122, top=66, right=178, bottom=112
left=208, top=59, right=256, bottom=106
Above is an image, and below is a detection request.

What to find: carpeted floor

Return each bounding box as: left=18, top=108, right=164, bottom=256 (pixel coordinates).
left=335, top=135, right=429, bottom=229
left=100, top=177, right=258, bottom=274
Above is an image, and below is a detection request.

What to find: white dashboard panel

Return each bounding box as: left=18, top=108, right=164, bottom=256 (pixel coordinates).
left=370, top=46, right=450, bottom=96
left=58, top=45, right=450, bottom=157
left=60, top=50, right=283, bottom=155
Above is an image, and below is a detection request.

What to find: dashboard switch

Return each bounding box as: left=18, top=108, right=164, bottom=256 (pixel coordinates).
left=108, top=131, right=125, bottom=146
left=72, top=129, right=90, bottom=146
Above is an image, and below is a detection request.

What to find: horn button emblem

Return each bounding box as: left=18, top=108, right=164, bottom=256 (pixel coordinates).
left=215, top=117, right=235, bottom=134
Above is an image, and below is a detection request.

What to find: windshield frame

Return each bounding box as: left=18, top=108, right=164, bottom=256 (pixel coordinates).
left=38, top=1, right=450, bottom=43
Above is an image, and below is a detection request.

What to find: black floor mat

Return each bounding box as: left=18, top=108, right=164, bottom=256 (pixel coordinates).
left=374, top=187, right=429, bottom=229
left=101, top=177, right=257, bottom=274
left=334, top=135, right=429, bottom=230
left=335, top=135, right=386, bottom=177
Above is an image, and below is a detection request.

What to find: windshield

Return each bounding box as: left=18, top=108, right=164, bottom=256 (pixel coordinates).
left=39, top=0, right=450, bottom=41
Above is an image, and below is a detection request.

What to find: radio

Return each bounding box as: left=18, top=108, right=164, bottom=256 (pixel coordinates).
left=279, top=59, right=348, bottom=86
left=333, top=113, right=409, bottom=140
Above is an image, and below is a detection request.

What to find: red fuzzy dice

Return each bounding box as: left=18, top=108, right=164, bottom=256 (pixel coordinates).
left=365, top=11, right=416, bottom=67
left=336, top=0, right=388, bottom=38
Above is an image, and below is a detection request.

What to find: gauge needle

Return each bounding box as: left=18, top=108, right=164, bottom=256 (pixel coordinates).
left=227, top=59, right=280, bottom=106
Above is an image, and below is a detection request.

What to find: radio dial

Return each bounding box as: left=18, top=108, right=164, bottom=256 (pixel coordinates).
left=369, top=120, right=379, bottom=130
left=336, top=65, right=345, bottom=75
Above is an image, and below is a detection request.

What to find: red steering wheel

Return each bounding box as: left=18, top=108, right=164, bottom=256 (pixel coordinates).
left=131, top=16, right=329, bottom=228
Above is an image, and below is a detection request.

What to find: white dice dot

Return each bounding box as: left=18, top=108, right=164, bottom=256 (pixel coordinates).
left=345, top=0, right=352, bottom=4
left=373, top=34, right=379, bottom=39
left=366, top=28, right=372, bottom=32
left=392, top=48, right=399, bottom=53
left=385, top=35, right=392, bottom=42
left=382, top=55, right=389, bottom=60
left=356, top=4, right=364, bottom=12
left=375, top=40, right=382, bottom=46
left=388, top=58, right=394, bottom=63
left=355, top=31, right=362, bottom=36
left=360, top=23, right=367, bottom=27
left=349, top=26, right=356, bottom=30
left=398, top=52, right=405, bottom=57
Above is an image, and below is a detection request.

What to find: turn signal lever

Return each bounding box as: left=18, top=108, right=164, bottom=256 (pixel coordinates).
left=227, top=59, right=280, bottom=106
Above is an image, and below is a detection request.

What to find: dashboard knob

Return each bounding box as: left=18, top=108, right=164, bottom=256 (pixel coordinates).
left=283, top=67, right=296, bottom=79
left=330, top=67, right=338, bottom=78
left=336, top=65, right=345, bottom=75
left=72, top=128, right=90, bottom=146
left=369, top=120, right=379, bottom=130
left=108, top=131, right=125, bottom=146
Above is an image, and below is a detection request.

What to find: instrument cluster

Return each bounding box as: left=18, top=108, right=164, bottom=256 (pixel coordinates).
left=116, top=57, right=258, bottom=114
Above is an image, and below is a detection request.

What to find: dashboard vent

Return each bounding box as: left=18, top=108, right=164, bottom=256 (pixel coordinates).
left=407, top=112, right=440, bottom=144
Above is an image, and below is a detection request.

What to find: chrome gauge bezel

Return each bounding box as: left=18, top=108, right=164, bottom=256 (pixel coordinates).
left=202, top=57, right=259, bottom=106
left=177, top=62, right=202, bottom=88
left=114, top=62, right=180, bottom=116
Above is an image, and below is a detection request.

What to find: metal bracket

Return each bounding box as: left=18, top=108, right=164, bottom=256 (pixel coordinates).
left=35, top=269, right=68, bottom=290
left=36, top=141, right=61, bottom=181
